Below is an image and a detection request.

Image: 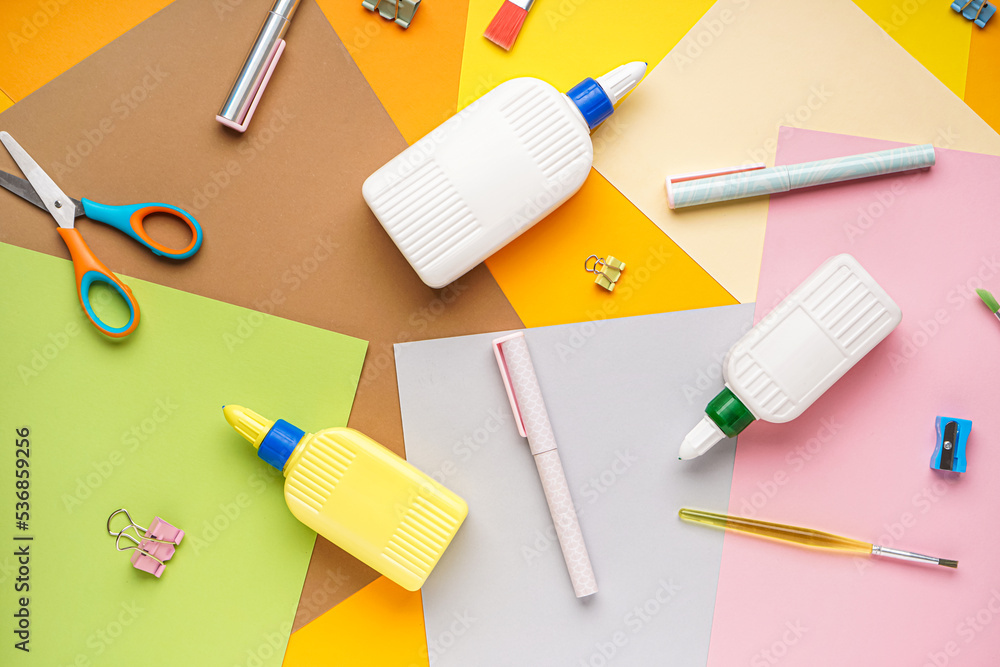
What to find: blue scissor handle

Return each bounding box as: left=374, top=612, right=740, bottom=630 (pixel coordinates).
left=56, top=227, right=141, bottom=338
left=80, top=270, right=138, bottom=337
left=81, top=198, right=203, bottom=259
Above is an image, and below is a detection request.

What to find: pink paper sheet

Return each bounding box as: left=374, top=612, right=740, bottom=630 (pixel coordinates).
left=708, top=128, right=1000, bottom=666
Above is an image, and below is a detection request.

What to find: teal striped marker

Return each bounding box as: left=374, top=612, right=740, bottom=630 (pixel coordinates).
left=666, top=144, right=936, bottom=209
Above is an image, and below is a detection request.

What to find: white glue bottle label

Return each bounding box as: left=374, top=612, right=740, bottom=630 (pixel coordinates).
left=679, top=254, right=902, bottom=460
left=362, top=62, right=647, bottom=289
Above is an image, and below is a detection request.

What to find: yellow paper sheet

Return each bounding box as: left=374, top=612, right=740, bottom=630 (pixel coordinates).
left=283, top=577, right=427, bottom=667
left=592, top=0, right=1000, bottom=303
left=0, top=89, right=12, bottom=112
left=458, top=0, right=716, bottom=108
left=485, top=170, right=736, bottom=327
left=460, top=0, right=733, bottom=325
left=855, top=0, right=972, bottom=98
left=0, top=0, right=172, bottom=101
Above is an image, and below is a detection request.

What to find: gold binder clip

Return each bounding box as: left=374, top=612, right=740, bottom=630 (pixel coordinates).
left=585, top=255, right=626, bottom=292
left=362, top=0, right=421, bottom=28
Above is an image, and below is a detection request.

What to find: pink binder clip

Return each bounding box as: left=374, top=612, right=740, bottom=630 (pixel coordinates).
left=107, top=509, right=184, bottom=578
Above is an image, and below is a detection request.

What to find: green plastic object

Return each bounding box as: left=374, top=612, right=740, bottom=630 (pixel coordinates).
left=706, top=386, right=756, bottom=437
left=362, top=0, right=421, bottom=28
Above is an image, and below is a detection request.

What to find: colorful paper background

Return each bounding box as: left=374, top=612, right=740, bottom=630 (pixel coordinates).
left=2, top=0, right=1000, bottom=664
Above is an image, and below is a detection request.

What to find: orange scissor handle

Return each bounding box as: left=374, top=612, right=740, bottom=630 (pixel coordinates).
left=56, top=227, right=140, bottom=338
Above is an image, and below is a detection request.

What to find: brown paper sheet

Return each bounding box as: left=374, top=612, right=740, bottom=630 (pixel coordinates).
left=0, top=0, right=521, bottom=630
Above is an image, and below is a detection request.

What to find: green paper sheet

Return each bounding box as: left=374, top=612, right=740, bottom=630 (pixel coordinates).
left=0, top=242, right=367, bottom=665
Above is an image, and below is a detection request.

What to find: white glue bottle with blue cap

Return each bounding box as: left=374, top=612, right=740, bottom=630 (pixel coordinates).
left=362, top=62, right=647, bottom=289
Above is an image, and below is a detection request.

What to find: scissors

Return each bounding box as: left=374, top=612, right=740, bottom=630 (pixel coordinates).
left=0, top=131, right=203, bottom=338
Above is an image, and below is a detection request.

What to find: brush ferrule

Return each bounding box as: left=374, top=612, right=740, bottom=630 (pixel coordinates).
left=872, top=545, right=943, bottom=566
left=511, top=0, right=534, bottom=9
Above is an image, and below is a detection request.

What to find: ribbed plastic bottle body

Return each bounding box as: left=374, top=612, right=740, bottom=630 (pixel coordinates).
left=362, top=77, right=594, bottom=288
left=721, top=254, right=902, bottom=424
left=282, top=428, right=468, bottom=591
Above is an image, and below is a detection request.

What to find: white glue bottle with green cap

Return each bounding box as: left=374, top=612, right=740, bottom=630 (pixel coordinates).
left=678, top=254, right=902, bottom=460
left=362, top=62, right=647, bottom=289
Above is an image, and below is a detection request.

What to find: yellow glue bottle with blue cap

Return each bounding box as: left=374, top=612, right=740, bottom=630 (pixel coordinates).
left=223, top=405, right=468, bottom=590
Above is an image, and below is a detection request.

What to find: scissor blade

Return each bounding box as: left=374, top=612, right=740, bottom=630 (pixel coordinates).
left=0, top=132, right=76, bottom=228
left=0, top=170, right=85, bottom=216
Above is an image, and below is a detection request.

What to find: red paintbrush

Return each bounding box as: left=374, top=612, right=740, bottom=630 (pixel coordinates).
left=484, top=0, right=534, bottom=51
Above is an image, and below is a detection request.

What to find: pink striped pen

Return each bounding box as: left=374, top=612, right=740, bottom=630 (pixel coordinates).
left=493, top=332, right=598, bottom=598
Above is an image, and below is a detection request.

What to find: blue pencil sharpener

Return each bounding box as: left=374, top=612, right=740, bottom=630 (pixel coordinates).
left=931, top=416, right=972, bottom=473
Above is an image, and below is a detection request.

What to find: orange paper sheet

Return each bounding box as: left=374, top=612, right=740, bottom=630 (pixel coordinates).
left=485, top=170, right=736, bottom=327
left=317, top=0, right=469, bottom=144
left=283, top=577, right=428, bottom=667
left=965, top=20, right=1000, bottom=134
left=0, top=0, right=172, bottom=101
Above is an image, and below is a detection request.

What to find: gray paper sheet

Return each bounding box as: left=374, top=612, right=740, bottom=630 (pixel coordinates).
left=394, top=305, right=754, bottom=667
